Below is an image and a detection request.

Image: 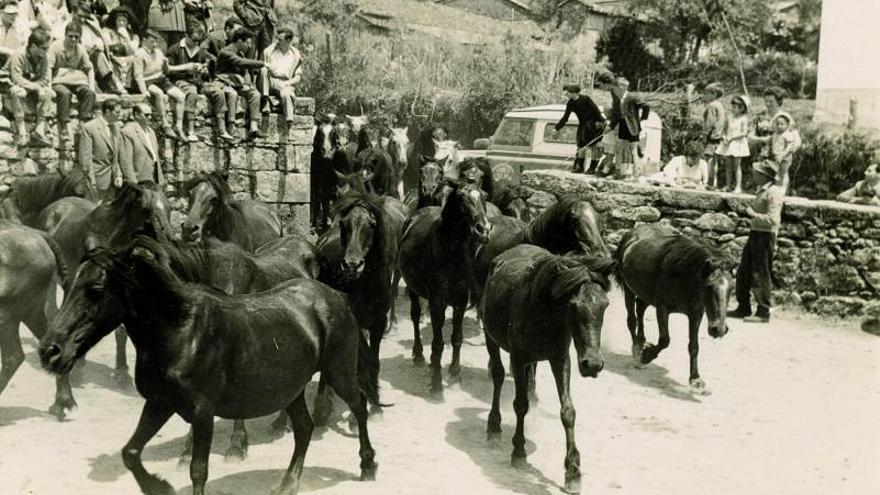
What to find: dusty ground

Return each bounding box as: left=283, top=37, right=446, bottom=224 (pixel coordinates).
left=1, top=292, right=878, bottom=495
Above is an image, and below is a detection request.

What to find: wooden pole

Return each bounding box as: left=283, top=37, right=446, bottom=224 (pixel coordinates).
left=719, top=10, right=749, bottom=97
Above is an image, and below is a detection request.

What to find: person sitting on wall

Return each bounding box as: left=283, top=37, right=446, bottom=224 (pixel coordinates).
left=48, top=20, right=96, bottom=143
left=0, top=4, right=27, bottom=69
left=259, top=26, right=301, bottom=124
left=8, top=27, right=54, bottom=147
left=214, top=26, right=266, bottom=141
left=640, top=141, right=708, bottom=189
left=165, top=19, right=211, bottom=142
left=836, top=164, right=880, bottom=206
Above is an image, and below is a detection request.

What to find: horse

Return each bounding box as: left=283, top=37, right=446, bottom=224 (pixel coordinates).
left=492, top=183, right=534, bottom=221
left=0, top=221, right=69, bottom=418
left=386, top=127, right=409, bottom=196
left=403, top=158, right=445, bottom=212
left=40, top=183, right=174, bottom=397
left=355, top=147, right=399, bottom=198
left=311, top=118, right=337, bottom=231
left=0, top=169, right=95, bottom=226
left=129, top=233, right=320, bottom=461
left=614, top=223, right=732, bottom=393
left=40, top=237, right=380, bottom=495
left=182, top=171, right=283, bottom=251
left=481, top=244, right=614, bottom=494
left=398, top=179, right=492, bottom=392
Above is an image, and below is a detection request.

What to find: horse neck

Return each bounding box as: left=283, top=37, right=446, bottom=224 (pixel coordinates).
left=525, top=211, right=578, bottom=254
left=206, top=201, right=252, bottom=249
left=0, top=197, right=24, bottom=223
left=439, top=197, right=473, bottom=250
left=120, top=271, right=191, bottom=352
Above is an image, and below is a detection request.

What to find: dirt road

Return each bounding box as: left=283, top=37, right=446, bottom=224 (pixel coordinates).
left=1, top=293, right=878, bottom=495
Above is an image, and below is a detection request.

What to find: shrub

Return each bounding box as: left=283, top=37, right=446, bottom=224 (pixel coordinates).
left=789, top=126, right=880, bottom=200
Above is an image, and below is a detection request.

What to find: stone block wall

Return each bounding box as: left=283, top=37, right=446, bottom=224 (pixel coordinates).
left=523, top=170, right=880, bottom=318
left=0, top=95, right=314, bottom=236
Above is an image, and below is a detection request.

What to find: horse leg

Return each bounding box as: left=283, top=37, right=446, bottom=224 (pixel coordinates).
left=427, top=299, right=447, bottom=394
left=311, top=374, right=334, bottom=427
left=327, top=365, right=378, bottom=482
left=223, top=420, right=248, bottom=461
left=687, top=312, right=710, bottom=395
left=0, top=316, right=24, bottom=398
left=179, top=429, right=193, bottom=465
left=623, top=288, right=642, bottom=366
left=121, top=400, right=176, bottom=495
left=112, top=326, right=134, bottom=389
left=272, top=392, right=313, bottom=495
left=408, top=289, right=424, bottom=365
left=388, top=270, right=401, bottom=330
left=526, top=363, right=539, bottom=404
left=448, top=304, right=465, bottom=383
left=550, top=353, right=581, bottom=494
left=189, top=405, right=215, bottom=495
left=510, top=355, right=530, bottom=468
left=23, top=308, right=78, bottom=420
left=368, top=323, right=384, bottom=415
left=486, top=338, right=504, bottom=440
left=640, top=306, right=671, bottom=365
left=633, top=298, right=649, bottom=369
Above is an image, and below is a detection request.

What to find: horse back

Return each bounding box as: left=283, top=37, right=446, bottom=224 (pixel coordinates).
left=617, top=224, right=692, bottom=306
left=473, top=215, right=527, bottom=291
left=256, top=235, right=321, bottom=281
left=236, top=199, right=283, bottom=250
left=0, top=222, right=57, bottom=300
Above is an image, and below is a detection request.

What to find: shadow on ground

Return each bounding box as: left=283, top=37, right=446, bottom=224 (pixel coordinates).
left=602, top=352, right=701, bottom=403
left=175, top=466, right=356, bottom=495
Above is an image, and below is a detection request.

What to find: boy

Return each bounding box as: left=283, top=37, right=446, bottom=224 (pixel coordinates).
left=702, top=82, right=727, bottom=189
left=8, top=28, right=53, bottom=146
left=729, top=161, right=785, bottom=323
left=214, top=27, right=266, bottom=141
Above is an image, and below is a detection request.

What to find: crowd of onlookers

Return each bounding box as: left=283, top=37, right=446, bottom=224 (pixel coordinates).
left=0, top=0, right=301, bottom=198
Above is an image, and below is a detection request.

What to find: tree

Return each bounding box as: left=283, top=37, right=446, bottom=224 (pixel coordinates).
left=595, top=18, right=662, bottom=88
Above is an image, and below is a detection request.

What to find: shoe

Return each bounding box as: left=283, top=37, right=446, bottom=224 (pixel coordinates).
left=261, top=97, right=272, bottom=114
left=247, top=129, right=268, bottom=141
left=218, top=132, right=235, bottom=142
left=744, top=315, right=770, bottom=323
left=727, top=307, right=752, bottom=319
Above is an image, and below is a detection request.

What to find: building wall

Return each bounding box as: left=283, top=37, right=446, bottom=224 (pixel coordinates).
left=444, top=0, right=531, bottom=21
left=814, top=0, right=880, bottom=129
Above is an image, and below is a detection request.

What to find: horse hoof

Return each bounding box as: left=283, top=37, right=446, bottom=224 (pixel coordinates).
left=639, top=344, right=657, bottom=365
left=111, top=368, right=134, bottom=390
left=510, top=455, right=528, bottom=469
left=632, top=358, right=646, bottom=369
left=689, top=379, right=712, bottom=396
left=143, top=476, right=176, bottom=495
left=223, top=446, right=247, bottom=462
left=563, top=476, right=582, bottom=494
left=360, top=463, right=378, bottom=481
left=412, top=353, right=425, bottom=366
left=428, top=381, right=443, bottom=395
left=486, top=424, right=501, bottom=442
left=48, top=399, right=77, bottom=420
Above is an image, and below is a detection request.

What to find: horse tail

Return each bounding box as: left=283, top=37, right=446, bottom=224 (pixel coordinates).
left=40, top=232, right=68, bottom=284
left=611, top=229, right=632, bottom=289
left=357, top=330, right=383, bottom=408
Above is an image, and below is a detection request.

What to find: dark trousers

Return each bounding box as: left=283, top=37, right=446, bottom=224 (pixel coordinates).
left=53, top=83, right=96, bottom=123
left=736, top=230, right=776, bottom=314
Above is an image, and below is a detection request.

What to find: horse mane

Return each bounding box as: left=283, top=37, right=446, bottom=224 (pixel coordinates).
left=525, top=195, right=594, bottom=251
left=661, top=234, right=732, bottom=281
left=2, top=170, right=89, bottom=215
left=458, top=157, right=494, bottom=201
left=132, top=234, right=215, bottom=284
left=184, top=172, right=233, bottom=204
left=530, top=252, right=616, bottom=302
left=330, top=191, right=395, bottom=266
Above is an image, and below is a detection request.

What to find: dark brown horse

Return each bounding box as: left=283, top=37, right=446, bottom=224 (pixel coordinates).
left=614, top=223, right=732, bottom=394
left=40, top=237, right=380, bottom=495
left=403, top=158, right=444, bottom=212
left=0, top=221, right=69, bottom=417
left=398, top=180, right=492, bottom=392
left=482, top=244, right=614, bottom=494
left=0, top=169, right=95, bottom=226
left=355, top=147, right=399, bottom=198
left=182, top=172, right=283, bottom=251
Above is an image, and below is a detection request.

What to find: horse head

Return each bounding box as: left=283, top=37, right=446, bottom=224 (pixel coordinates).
left=571, top=200, right=611, bottom=257
left=419, top=160, right=444, bottom=199
left=702, top=264, right=733, bottom=339
left=570, top=268, right=612, bottom=378
left=390, top=127, right=409, bottom=165
left=336, top=197, right=381, bottom=279
left=444, top=180, right=492, bottom=244
left=335, top=169, right=373, bottom=198
left=182, top=173, right=230, bottom=243
left=347, top=115, right=368, bottom=134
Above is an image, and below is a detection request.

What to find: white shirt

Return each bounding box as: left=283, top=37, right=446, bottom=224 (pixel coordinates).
left=263, top=43, right=301, bottom=80
left=664, top=155, right=708, bottom=184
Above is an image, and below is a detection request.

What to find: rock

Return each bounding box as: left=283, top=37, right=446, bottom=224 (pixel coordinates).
left=861, top=317, right=880, bottom=337
left=682, top=226, right=698, bottom=237
left=255, top=171, right=309, bottom=203
left=864, top=300, right=880, bottom=319
left=693, top=212, right=737, bottom=233
left=800, top=291, right=818, bottom=306
left=814, top=264, right=865, bottom=293
left=863, top=272, right=880, bottom=290
left=776, top=237, right=795, bottom=248
left=526, top=190, right=557, bottom=218
left=609, top=206, right=661, bottom=223
left=811, top=296, right=865, bottom=317
left=863, top=228, right=880, bottom=240
left=772, top=290, right=802, bottom=308
left=852, top=247, right=880, bottom=271
left=657, top=188, right=723, bottom=210
left=718, top=233, right=735, bottom=243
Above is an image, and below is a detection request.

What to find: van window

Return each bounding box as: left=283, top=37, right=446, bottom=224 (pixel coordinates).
left=543, top=123, right=578, bottom=144
left=493, top=118, right=535, bottom=147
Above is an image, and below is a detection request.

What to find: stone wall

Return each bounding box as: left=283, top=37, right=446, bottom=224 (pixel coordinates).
left=0, top=94, right=314, bottom=236
left=523, top=170, right=880, bottom=319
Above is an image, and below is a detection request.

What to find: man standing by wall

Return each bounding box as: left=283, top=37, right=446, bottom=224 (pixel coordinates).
left=78, top=98, right=122, bottom=199
left=119, top=103, right=162, bottom=185
left=554, top=83, right=604, bottom=174
left=608, top=77, right=649, bottom=180
left=729, top=161, right=785, bottom=323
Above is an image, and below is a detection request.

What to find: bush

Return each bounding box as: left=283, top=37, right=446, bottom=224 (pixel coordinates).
left=789, top=126, right=880, bottom=200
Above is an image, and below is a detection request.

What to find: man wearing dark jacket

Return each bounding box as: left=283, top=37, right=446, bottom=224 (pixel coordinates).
left=608, top=77, right=650, bottom=180
left=554, top=84, right=605, bottom=174
left=214, top=27, right=266, bottom=141
left=233, top=0, right=276, bottom=57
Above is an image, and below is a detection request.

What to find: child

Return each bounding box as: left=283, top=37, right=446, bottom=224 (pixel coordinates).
left=640, top=141, right=708, bottom=189
left=131, top=30, right=187, bottom=139
left=702, top=82, right=727, bottom=189
left=750, top=112, right=799, bottom=192
left=721, top=95, right=751, bottom=193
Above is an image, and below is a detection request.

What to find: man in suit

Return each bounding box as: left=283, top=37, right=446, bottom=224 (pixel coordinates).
left=233, top=0, right=275, bottom=57
left=607, top=77, right=649, bottom=180
left=78, top=98, right=122, bottom=199
left=120, top=103, right=163, bottom=185
left=554, top=83, right=605, bottom=174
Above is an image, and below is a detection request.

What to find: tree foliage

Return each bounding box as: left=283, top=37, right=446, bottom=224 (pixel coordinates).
left=595, top=18, right=662, bottom=88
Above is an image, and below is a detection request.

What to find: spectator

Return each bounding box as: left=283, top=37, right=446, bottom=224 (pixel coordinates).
left=183, top=0, right=214, bottom=34
left=753, top=86, right=802, bottom=156
left=553, top=83, right=604, bottom=174
left=131, top=29, right=184, bottom=138
left=48, top=20, right=95, bottom=142
left=70, top=0, right=123, bottom=93
left=702, top=82, right=727, bottom=190
left=836, top=164, right=880, bottom=206
left=78, top=97, right=122, bottom=199
left=720, top=95, right=751, bottom=193
left=608, top=77, right=649, bottom=180
left=148, top=0, right=185, bottom=47
left=8, top=28, right=53, bottom=146
left=214, top=27, right=266, bottom=141
left=640, top=141, right=708, bottom=189
left=0, top=4, right=26, bottom=67
left=729, top=161, right=785, bottom=324
left=166, top=19, right=210, bottom=141
left=34, top=0, right=71, bottom=41
left=205, top=15, right=238, bottom=60
left=259, top=26, right=300, bottom=124
left=233, top=0, right=274, bottom=58
left=750, top=112, right=799, bottom=192
left=120, top=103, right=162, bottom=185
left=117, top=0, right=148, bottom=37
left=102, top=6, right=139, bottom=94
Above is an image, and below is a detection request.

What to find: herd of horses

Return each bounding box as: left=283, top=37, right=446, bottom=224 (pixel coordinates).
left=0, top=124, right=735, bottom=494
